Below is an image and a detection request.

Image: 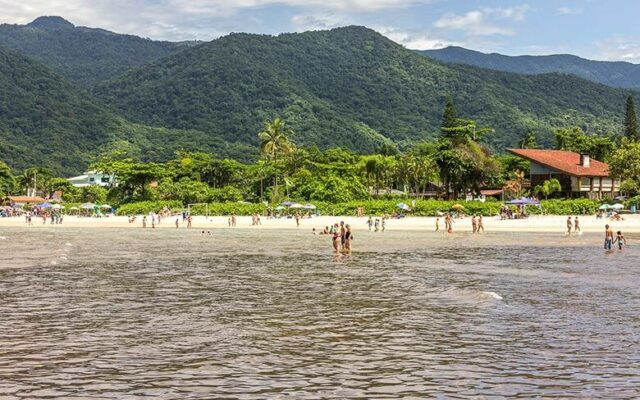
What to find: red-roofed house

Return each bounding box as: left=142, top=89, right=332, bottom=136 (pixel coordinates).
left=506, top=149, right=618, bottom=198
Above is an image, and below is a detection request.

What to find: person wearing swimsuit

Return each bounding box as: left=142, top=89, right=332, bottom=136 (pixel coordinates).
left=604, top=224, right=613, bottom=250
left=343, top=224, right=353, bottom=255
left=613, top=231, right=627, bottom=250
left=332, top=224, right=341, bottom=252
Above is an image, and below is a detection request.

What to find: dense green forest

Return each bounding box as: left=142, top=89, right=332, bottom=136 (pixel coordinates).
left=421, top=46, right=640, bottom=90
left=0, top=16, right=188, bottom=88
left=1, top=20, right=639, bottom=177
left=95, top=26, right=635, bottom=154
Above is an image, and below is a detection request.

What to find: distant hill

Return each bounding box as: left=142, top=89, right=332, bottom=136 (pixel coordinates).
left=0, top=16, right=189, bottom=88
left=421, top=46, right=640, bottom=90
left=0, top=43, right=253, bottom=175
left=95, top=26, right=634, bottom=154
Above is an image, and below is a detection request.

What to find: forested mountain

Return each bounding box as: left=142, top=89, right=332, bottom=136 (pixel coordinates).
left=421, top=46, right=640, bottom=90
left=0, top=43, right=253, bottom=175
left=0, top=16, right=188, bottom=88
left=96, top=26, right=634, bottom=153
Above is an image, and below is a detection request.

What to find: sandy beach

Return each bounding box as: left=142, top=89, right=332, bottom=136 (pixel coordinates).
left=2, top=214, right=640, bottom=233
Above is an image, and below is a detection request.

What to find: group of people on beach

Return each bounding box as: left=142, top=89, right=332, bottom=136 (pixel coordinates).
left=366, top=216, right=387, bottom=232
left=313, top=221, right=353, bottom=256
left=566, top=216, right=581, bottom=234
left=604, top=224, right=627, bottom=251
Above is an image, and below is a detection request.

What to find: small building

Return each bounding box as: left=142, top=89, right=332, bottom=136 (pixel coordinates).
left=67, top=171, right=114, bottom=188
left=507, top=149, right=618, bottom=199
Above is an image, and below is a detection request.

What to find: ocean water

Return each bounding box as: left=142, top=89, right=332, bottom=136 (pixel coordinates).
left=1, top=227, right=639, bottom=398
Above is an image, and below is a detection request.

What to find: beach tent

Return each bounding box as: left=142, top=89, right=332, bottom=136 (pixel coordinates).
left=599, top=204, right=612, bottom=210
left=611, top=203, right=624, bottom=210
left=505, top=197, right=540, bottom=205
left=396, top=203, right=411, bottom=211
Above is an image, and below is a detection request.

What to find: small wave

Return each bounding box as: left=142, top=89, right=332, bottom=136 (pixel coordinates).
left=65, top=243, right=73, bottom=247
left=0, top=236, right=6, bottom=240
left=481, top=291, right=502, bottom=300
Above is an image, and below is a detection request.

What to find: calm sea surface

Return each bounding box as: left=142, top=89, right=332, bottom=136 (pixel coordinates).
left=1, top=227, right=639, bottom=399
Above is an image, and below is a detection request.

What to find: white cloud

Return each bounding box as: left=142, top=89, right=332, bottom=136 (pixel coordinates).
left=375, top=26, right=458, bottom=50
left=434, top=5, right=529, bottom=37
left=595, top=36, right=640, bottom=63
left=291, top=14, right=346, bottom=30
left=556, top=6, right=583, bottom=15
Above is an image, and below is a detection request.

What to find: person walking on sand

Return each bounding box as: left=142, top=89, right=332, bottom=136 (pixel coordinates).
left=367, top=216, right=373, bottom=231
left=295, top=212, right=301, bottom=227
left=435, top=217, right=440, bottom=232
left=478, top=216, right=484, bottom=233
left=613, top=230, right=627, bottom=250
left=381, top=218, right=387, bottom=232
left=175, top=218, right=179, bottom=229
left=187, top=215, right=192, bottom=229
left=142, top=216, right=147, bottom=229
left=566, top=216, right=573, bottom=234
left=604, top=224, right=613, bottom=250
left=574, top=216, right=580, bottom=234
left=231, top=214, right=237, bottom=227
left=472, top=215, right=478, bottom=233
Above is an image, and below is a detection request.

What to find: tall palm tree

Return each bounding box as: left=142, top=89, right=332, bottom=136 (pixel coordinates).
left=258, top=117, right=294, bottom=200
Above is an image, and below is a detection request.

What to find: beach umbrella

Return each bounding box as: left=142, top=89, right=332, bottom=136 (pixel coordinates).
left=275, top=206, right=286, bottom=210
left=451, top=204, right=465, bottom=210
left=599, top=204, right=612, bottom=210
left=50, top=204, right=62, bottom=209
left=37, top=202, right=52, bottom=208
left=80, top=202, right=96, bottom=209
left=99, top=204, right=112, bottom=209
left=396, top=203, right=410, bottom=211
left=303, top=204, right=317, bottom=210
left=611, top=203, right=624, bottom=210
left=505, top=197, right=539, bottom=205
left=280, top=201, right=295, bottom=207
left=289, top=203, right=304, bottom=209
left=69, top=207, right=79, bottom=210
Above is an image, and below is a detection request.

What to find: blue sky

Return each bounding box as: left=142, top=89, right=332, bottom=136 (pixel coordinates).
left=3, top=0, right=640, bottom=62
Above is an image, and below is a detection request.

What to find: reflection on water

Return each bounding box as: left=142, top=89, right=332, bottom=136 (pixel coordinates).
left=1, top=228, right=640, bottom=398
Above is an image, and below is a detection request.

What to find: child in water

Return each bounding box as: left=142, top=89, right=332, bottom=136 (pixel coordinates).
left=613, top=231, right=627, bottom=250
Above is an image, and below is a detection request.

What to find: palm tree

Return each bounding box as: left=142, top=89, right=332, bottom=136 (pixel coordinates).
left=258, top=117, right=294, bottom=200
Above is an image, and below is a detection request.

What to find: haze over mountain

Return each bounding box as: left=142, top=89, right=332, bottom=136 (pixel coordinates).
left=0, top=16, right=189, bottom=88
left=421, top=46, right=640, bottom=91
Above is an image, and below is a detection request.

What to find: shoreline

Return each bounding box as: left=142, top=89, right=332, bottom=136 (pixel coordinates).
left=2, top=214, right=640, bottom=233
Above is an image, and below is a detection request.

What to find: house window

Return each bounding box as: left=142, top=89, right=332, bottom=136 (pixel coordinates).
left=581, top=177, right=591, bottom=189
left=101, top=177, right=110, bottom=183
left=89, top=177, right=95, bottom=182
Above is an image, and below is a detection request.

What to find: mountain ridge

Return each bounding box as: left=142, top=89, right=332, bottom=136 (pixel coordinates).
left=420, top=46, right=640, bottom=90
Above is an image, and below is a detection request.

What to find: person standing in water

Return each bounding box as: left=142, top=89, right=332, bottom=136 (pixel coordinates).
left=613, top=231, right=627, bottom=250
left=343, top=224, right=353, bottom=256
left=604, top=224, right=613, bottom=250
left=566, top=216, right=573, bottom=234
left=332, top=223, right=341, bottom=253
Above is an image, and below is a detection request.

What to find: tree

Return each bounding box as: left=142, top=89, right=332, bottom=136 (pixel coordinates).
left=258, top=117, right=294, bottom=201
left=0, top=161, right=15, bottom=196
left=625, top=95, right=639, bottom=141
left=554, top=127, right=615, bottom=161
left=534, top=178, right=562, bottom=199
left=441, top=96, right=458, bottom=134
left=519, top=130, right=538, bottom=149
left=609, top=139, right=640, bottom=193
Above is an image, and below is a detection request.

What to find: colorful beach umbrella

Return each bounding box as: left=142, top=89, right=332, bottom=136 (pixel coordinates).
left=451, top=204, right=465, bottom=210
left=289, top=203, right=304, bottom=209
left=396, top=203, right=410, bottom=210
left=611, top=203, right=624, bottom=210
left=599, top=204, right=612, bottom=210
left=80, top=203, right=96, bottom=209
left=303, top=204, right=317, bottom=210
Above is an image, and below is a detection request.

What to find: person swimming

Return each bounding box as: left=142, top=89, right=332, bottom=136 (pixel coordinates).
left=613, top=230, right=627, bottom=250
left=604, top=224, right=613, bottom=250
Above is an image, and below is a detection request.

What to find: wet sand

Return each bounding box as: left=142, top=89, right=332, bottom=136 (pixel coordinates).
left=1, top=214, right=639, bottom=233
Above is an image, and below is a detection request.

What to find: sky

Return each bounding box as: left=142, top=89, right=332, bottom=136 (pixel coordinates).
left=2, top=0, right=640, bottom=62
